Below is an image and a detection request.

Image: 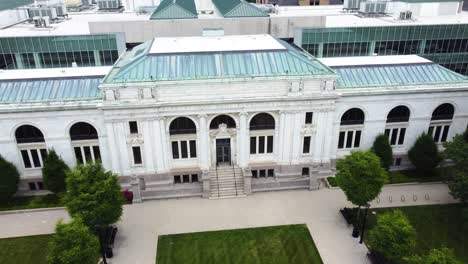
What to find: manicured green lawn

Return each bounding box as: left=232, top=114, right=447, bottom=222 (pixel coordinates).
left=388, top=168, right=450, bottom=184
left=156, top=224, right=323, bottom=264
left=367, top=204, right=468, bottom=262
left=0, top=234, right=52, bottom=264
left=0, top=194, right=64, bottom=212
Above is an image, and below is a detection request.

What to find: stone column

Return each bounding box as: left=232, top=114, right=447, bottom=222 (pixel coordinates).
left=239, top=112, right=249, bottom=168
left=142, top=119, right=155, bottom=173
left=105, top=121, right=120, bottom=173
left=321, top=110, right=335, bottom=163
left=198, top=114, right=210, bottom=170
left=277, top=111, right=286, bottom=162
left=115, top=122, right=130, bottom=175
left=313, top=111, right=325, bottom=163
left=290, top=111, right=302, bottom=164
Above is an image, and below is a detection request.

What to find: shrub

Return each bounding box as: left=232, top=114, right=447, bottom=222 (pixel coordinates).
left=48, top=218, right=99, bottom=264
left=65, top=163, right=123, bottom=228
left=368, top=210, right=416, bottom=262
left=0, top=155, right=20, bottom=201
left=404, top=247, right=462, bottom=264
left=42, top=149, right=69, bottom=194
left=408, top=133, right=442, bottom=174
left=371, top=134, right=393, bottom=171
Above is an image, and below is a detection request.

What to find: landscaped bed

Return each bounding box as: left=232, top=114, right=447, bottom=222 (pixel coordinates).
left=0, top=194, right=64, bottom=212
left=0, top=234, right=52, bottom=264
left=387, top=168, right=450, bottom=184
left=156, top=224, right=323, bottom=264
left=366, top=204, right=468, bottom=262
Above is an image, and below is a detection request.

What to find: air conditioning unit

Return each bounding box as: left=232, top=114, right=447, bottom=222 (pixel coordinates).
left=32, top=16, right=51, bottom=27
left=52, top=4, right=68, bottom=16
left=359, top=1, right=386, bottom=14
left=28, top=7, right=58, bottom=20
left=97, top=0, right=121, bottom=10
left=399, top=10, right=412, bottom=20
left=344, top=0, right=362, bottom=10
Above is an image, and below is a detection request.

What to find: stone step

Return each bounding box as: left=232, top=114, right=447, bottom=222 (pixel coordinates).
left=211, top=190, right=244, bottom=197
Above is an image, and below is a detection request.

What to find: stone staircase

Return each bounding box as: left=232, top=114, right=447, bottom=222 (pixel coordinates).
left=209, top=166, right=245, bottom=199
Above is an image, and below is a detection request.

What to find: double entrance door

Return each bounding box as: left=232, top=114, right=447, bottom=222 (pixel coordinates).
left=216, top=138, right=231, bottom=166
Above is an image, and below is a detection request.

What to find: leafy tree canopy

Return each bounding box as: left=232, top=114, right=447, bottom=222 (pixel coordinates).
left=408, top=133, right=442, bottom=174
left=371, top=134, right=393, bottom=171
left=65, top=163, right=123, bottom=228
left=336, top=150, right=387, bottom=206
left=42, top=149, right=69, bottom=194
left=444, top=131, right=468, bottom=204
left=404, top=247, right=462, bottom=264
left=0, top=155, right=19, bottom=201
left=368, top=210, right=416, bottom=262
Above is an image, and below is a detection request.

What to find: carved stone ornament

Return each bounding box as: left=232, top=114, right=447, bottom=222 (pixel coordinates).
left=209, top=123, right=236, bottom=137
left=114, top=89, right=120, bottom=100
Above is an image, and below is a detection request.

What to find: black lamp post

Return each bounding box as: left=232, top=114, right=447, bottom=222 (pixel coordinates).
left=96, top=225, right=107, bottom=264
left=359, top=203, right=371, bottom=244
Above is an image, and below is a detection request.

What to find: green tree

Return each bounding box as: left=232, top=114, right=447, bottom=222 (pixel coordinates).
left=42, top=149, right=69, bottom=194
left=408, top=133, right=442, bottom=174
left=0, top=155, right=20, bottom=201
left=404, top=247, right=462, bottom=264
left=65, top=163, right=123, bottom=228
left=371, top=134, right=393, bottom=171
left=368, top=210, right=416, bottom=262
left=336, top=150, right=388, bottom=207
left=48, top=218, right=99, bottom=264
left=444, top=131, right=468, bottom=204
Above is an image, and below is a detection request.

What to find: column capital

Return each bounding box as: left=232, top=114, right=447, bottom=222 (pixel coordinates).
left=198, top=114, right=208, bottom=120
left=239, top=112, right=248, bottom=117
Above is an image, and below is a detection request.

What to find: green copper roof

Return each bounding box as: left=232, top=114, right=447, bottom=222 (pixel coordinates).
left=150, top=0, right=197, bottom=20
left=104, top=39, right=334, bottom=83
left=0, top=77, right=102, bottom=103
left=0, top=0, right=32, bottom=11
left=212, top=0, right=268, bottom=18
left=333, top=63, right=468, bottom=89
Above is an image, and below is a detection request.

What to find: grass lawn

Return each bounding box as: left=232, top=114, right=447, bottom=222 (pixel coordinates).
left=156, top=224, right=323, bottom=264
left=0, top=194, right=64, bottom=212
left=388, top=167, right=450, bottom=184
left=366, top=204, right=468, bottom=262
left=0, top=234, right=52, bottom=264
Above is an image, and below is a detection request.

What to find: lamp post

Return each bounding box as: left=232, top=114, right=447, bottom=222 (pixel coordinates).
left=96, top=225, right=107, bottom=264
left=359, top=203, right=371, bottom=244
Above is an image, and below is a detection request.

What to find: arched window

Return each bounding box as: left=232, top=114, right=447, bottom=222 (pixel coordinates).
left=249, top=113, right=275, bottom=130
left=429, top=103, right=454, bottom=143
left=169, top=117, right=196, bottom=135
left=340, top=108, right=365, bottom=125
left=338, top=108, right=364, bottom=149
left=15, top=125, right=47, bottom=170
left=15, top=125, right=44, bottom=144
left=70, top=122, right=98, bottom=141
left=385, top=106, right=410, bottom=146
left=69, top=122, right=100, bottom=164
left=387, top=106, right=410, bottom=123
left=210, top=115, right=236, bottom=129
left=431, top=103, right=454, bottom=121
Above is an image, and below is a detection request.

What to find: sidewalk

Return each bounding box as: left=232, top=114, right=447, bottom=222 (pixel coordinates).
left=0, top=182, right=458, bottom=264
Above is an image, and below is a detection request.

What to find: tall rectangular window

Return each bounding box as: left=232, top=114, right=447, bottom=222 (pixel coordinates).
left=303, top=136, right=311, bottom=154
left=345, top=131, right=354, bottom=148
left=305, top=112, right=313, bottom=124
left=258, top=136, right=265, bottom=154
left=21, top=150, right=32, bottom=168
left=189, top=140, right=197, bottom=158
left=398, top=128, right=406, bottom=145
left=250, top=137, right=256, bottom=154
left=390, top=128, right=398, bottom=145
left=338, top=131, right=345, bottom=149
left=354, top=131, right=361, bottom=148
left=129, top=121, right=138, bottom=134
left=172, top=142, right=179, bottom=159
left=132, top=146, right=142, bottom=165
left=180, top=141, right=188, bottom=158
left=267, top=136, right=273, bottom=153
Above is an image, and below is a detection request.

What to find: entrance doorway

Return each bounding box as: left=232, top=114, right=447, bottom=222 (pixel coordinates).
left=216, top=138, right=231, bottom=166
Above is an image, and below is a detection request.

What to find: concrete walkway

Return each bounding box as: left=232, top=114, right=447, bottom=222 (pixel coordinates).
left=0, top=183, right=458, bottom=264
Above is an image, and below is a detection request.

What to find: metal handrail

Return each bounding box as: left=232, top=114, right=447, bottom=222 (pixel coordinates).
left=232, top=164, right=238, bottom=196
left=215, top=166, right=220, bottom=198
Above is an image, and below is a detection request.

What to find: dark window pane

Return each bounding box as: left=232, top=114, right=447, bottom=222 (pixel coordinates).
left=93, top=146, right=101, bottom=161
left=31, top=149, right=41, bottom=167
left=21, top=150, right=31, bottom=168
left=174, top=175, right=181, bottom=184
left=191, top=174, right=198, bottom=182
left=129, top=121, right=138, bottom=134
left=37, top=182, right=44, bottom=190
left=83, top=146, right=93, bottom=163
left=441, top=125, right=450, bottom=142
left=132, top=146, right=142, bottom=164
left=398, top=128, right=406, bottom=145
left=354, top=131, right=361, bottom=148
left=70, top=122, right=98, bottom=141
left=303, top=136, right=311, bottom=153
left=390, top=128, right=398, bottom=145
left=252, top=170, right=258, bottom=178
left=395, top=158, right=402, bottom=166
left=384, top=129, right=390, bottom=138
left=28, top=182, right=37, bottom=191
left=434, top=126, right=442, bottom=142
left=259, top=136, right=265, bottom=154
left=346, top=131, right=354, bottom=148
left=259, top=169, right=266, bottom=177
left=15, top=125, right=44, bottom=143
left=341, top=108, right=364, bottom=125
left=302, top=167, right=309, bottom=176
left=428, top=126, right=434, bottom=136
left=338, top=131, right=345, bottom=149
left=189, top=140, right=197, bottom=158
left=169, top=117, right=196, bottom=135
left=181, top=141, right=188, bottom=158
left=40, top=149, right=48, bottom=162
left=267, top=169, right=274, bottom=177
left=250, top=113, right=275, bottom=130
left=250, top=137, right=256, bottom=154
left=305, top=112, right=313, bottom=124
left=172, top=142, right=179, bottom=159
left=182, top=174, right=190, bottom=183
left=74, top=147, right=83, bottom=164
left=267, top=136, right=273, bottom=153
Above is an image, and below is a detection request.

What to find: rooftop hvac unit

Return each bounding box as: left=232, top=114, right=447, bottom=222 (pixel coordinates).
left=64, top=0, right=89, bottom=7
left=343, top=0, right=362, bottom=10
left=97, top=0, right=121, bottom=10
left=359, top=1, right=386, bottom=14
left=399, top=11, right=412, bottom=20
left=28, top=7, right=58, bottom=20
left=52, top=4, right=68, bottom=16
left=32, top=16, right=51, bottom=27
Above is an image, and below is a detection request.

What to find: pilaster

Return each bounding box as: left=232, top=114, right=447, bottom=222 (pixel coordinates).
left=239, top=112, right=249, bottom=168
left=198, top=114, right=210, bottom=170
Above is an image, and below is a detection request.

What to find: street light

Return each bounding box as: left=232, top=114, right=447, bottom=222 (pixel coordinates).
left=96, top=225, right=108, bottom=264
left=359, top=203, right=371, bottom=244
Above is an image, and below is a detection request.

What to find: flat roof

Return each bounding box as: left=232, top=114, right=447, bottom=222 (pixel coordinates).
left=319, top=55, right=431, bottom=67
left=0, top=66, right=112, bottom=80
left=149, top=34, right=286, bottom=54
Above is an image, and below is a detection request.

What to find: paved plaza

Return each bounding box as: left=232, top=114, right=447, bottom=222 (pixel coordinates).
left=0, top=183, right=458, bottom=264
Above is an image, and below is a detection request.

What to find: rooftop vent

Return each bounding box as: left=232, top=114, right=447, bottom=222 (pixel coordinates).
left=399, top=11, right=412, bottom=20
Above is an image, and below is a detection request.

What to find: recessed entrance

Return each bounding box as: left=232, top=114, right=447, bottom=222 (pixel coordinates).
left=216, top=138, right=231, bottom=166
